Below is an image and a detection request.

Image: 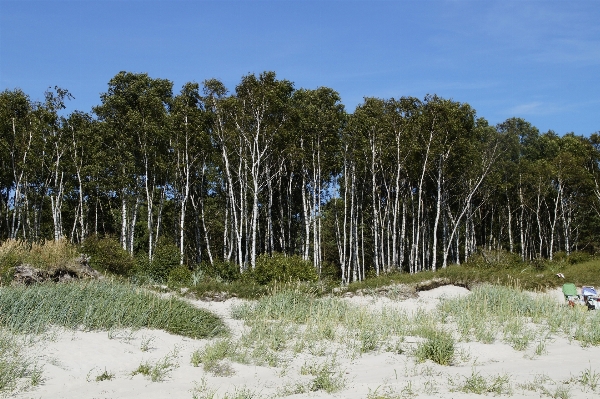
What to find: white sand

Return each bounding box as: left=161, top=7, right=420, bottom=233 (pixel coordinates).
left=12, top=286, right=600, bottom=399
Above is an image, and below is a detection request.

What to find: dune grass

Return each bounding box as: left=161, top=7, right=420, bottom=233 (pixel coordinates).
left=438, top=283, right=600, bottom=348
left=0, top=239, right=80, bottom=277
left=0, top=280, right=227, bottom=339
left=0, top=330, right=42, bottom=395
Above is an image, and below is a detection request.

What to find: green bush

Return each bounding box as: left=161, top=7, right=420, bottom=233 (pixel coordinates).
left=167, top=265, right=192, bottom=288
left=81, top=235, right=135, bottom=276
left=567, top=251, right=592, bottom=265
left=553, top=251, right=567, bottom=262
left=464, top=249, right=522, bottom=270
left=136, top=240, right=180, bottom=283
left=251, top=253, right=318, bottom=285
left=198, top=259, right=241, bottom=282
left=319, top=260, right=341, bottom=281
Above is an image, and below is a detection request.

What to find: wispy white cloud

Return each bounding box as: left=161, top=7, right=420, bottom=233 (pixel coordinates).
left=507, top=101, right=547, bottom=115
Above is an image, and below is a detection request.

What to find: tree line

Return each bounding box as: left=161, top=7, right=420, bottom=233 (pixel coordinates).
left=1, top=71, right=599, bottom=283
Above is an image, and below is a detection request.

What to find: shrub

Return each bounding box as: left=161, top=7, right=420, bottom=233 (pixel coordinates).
left=319, top=260, right=341, bottom=281
left=136, top=239, right=180, bottom=283
left=80, top=235, right=134, bottom=276
left=567, top=251, right=592, bottom=265
left=198, top=260, right=241, bottom=282
left=553, top=251, right=567, bottom=262
left=0, top=239, right=90, bottom=284
left=464, top=249, right=522, bottom=270
left=167, top=265, right=192, bottom=288
left=251, top=253, right=318, bottom=285
left=0, top=240, right=23, bottom=285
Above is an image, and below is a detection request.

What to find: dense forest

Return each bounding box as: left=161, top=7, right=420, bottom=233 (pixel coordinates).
left=1, top=71, right=600, bottom=283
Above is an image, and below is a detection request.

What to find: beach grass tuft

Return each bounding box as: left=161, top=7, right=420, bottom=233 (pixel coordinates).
left=0, top=280, right=227, bottom=339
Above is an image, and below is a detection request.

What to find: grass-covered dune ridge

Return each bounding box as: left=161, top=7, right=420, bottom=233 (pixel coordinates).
left=439, top=284, right=600, bottom=347
left=0, top=280, right=227, bottom=339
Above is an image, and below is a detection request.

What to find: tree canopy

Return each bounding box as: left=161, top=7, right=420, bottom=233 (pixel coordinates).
left=1, top=71, right=599, bottom=282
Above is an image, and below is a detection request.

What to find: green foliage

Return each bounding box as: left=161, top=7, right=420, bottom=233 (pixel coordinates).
left=453, top=369, right=512, bottom=395
left=251, top=253, right=318, bottom=285
left=566, top=251, right=592, bottom=265
left=198, top=260, right=241, bottom=282
left=131, top=353, right=178, bottom=382
left=95, top=368, right=114, bottom=381
left=578, top=365, right=600, bottom=391
left=463, top=249, right=523, bottom=269
left=414, top=330, right=455, bottom=365
left=0, top=280, right=227, bottom=338
left=167, top=265, right=192, bottom=288
left=81, top=235, right=134, bottom=276
left=320, top=260, right=341, bottom=281
left=136, top=240, right=179, bottom=283
left=300, top=359, right=345, bottom=393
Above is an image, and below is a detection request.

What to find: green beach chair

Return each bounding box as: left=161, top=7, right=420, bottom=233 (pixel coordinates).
left=562, top=283, right=579, bottom=306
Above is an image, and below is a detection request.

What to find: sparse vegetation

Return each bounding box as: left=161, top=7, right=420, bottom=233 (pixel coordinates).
left=451, top=369, right=513, bottom=395
left=94, top=368, right=114, bottom=381
left=0, top=330, right=43, bottom=395
left=4, top=239, right=600, bottom=398
left=191, top=339, right=236, bottom=376
left=300, top=359, right=345, bottom=393
left=131, top=352, right=178, bottom=382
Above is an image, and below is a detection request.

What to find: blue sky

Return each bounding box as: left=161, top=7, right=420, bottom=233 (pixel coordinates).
left=1, top=0, right=599, bottom=135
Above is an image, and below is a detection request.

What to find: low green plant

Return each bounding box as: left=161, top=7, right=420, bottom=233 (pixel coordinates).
left=552, top=384, right=571, bottom=399
left=140, top=335, right=155, bottom=352
left=131, top=352, right=178, bottom=382
left=533, top=335, right=549, bottom=357
left=131, top=362, right=151, bottom=377
left=578, top=364, right=600, bottom=391
left=454, top=369, right=512, bottom=395
left=414, top=330, right=455, bottom=365
left=191, top=339, right=236, bottom=376
left=0, top=329, right=43, bottom=394
left=300, top=359, right=345, bottom=393
left=0, top=280, right=227, bottom=338
left=95, top=368, right=114, bottom=381
left=191, top=377, right=218, bottom=399
left=222, top=386, right=258, bottom=399
left=367, top=385, right=403, bottom=399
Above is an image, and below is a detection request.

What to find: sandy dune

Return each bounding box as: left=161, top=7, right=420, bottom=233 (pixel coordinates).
left=12, top=285, right=600, bottom=399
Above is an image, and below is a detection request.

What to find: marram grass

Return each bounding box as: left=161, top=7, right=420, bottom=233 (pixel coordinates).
left=0, top=280, right=227, bottom=339
left=0, top=330, right=42, bottom=395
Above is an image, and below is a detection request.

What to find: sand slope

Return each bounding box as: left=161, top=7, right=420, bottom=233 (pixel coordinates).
left=11, top=286, right=600, bottom=399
